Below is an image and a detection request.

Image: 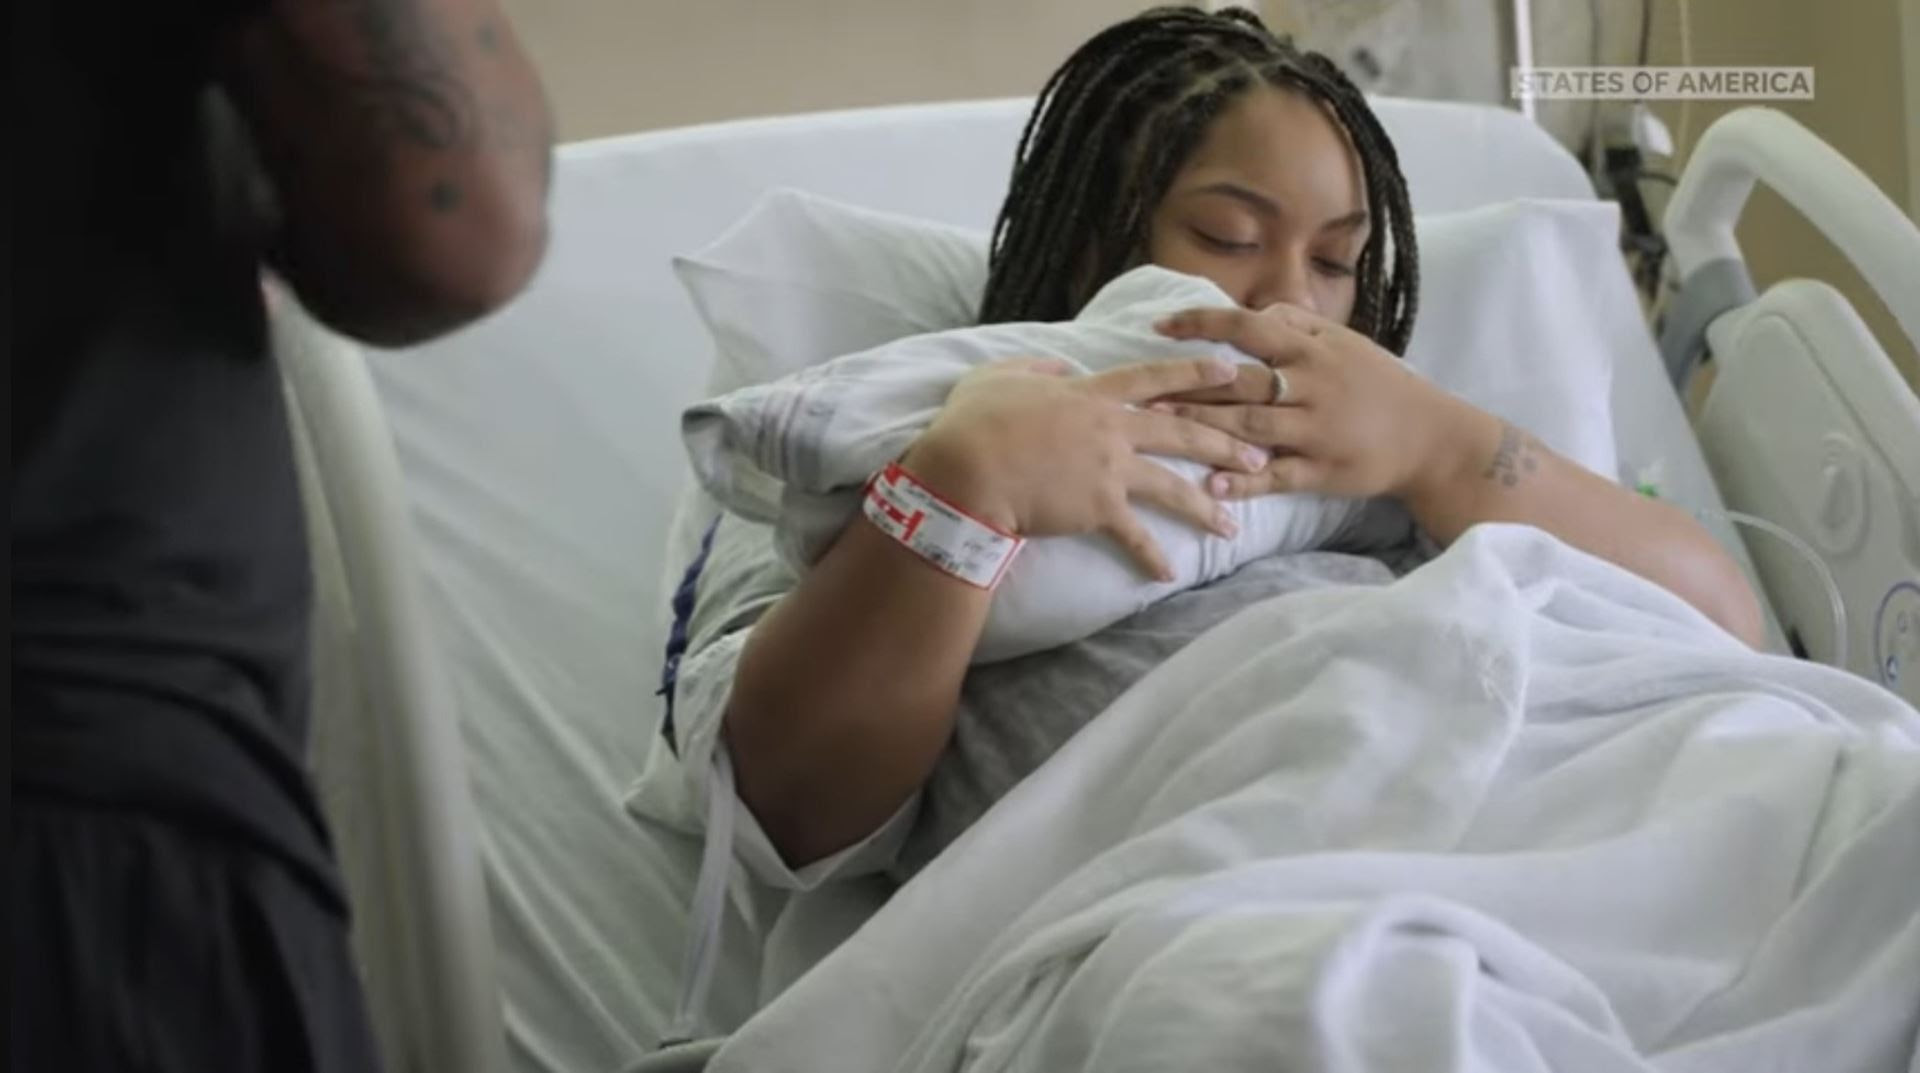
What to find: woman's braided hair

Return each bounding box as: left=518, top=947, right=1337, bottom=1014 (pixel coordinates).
left=979, top=5, right=1418, bottom=354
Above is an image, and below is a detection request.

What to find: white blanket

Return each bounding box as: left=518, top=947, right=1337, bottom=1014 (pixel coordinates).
left=682, top=266, right=1390, bottom=664
left=710, top=525, right=1920, bottom=1073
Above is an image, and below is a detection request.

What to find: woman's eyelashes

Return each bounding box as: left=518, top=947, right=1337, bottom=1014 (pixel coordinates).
left=1189, top=227, right=1356, bottom=278
left=1191, top=227, right=1258, bottom=254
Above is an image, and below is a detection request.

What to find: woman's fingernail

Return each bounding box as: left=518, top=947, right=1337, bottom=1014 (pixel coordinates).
left=1215, top=510, right=1239, bottom=538
left=1240, top=447, right=1267, bottom=471
left=1206, top=359, right=1236, bottom=382
left=1210, top=473, right=1231, bottom=496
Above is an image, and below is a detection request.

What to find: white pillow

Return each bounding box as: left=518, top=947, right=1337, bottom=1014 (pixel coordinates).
left=662, top=189, right=989, bottom=597
left=677, top=190, right=1622, bottom=478
left=1406, top=199, right=1621, bottom=475
left=672, top=188, right=988, bottom=394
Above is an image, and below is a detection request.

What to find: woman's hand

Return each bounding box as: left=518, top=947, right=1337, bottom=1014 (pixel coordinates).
left=1156, top=304, right=1765, bottom=646
left=1152, top=304, right=1498, bottom=502
left=901, top=356, right=1270, bottom=581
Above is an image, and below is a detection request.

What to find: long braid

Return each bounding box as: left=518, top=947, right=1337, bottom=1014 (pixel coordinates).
left=1038, top=42, right=1235, bottom=288
left=1092, top=59, right=1259, bottom=299
left=981, top=6, right=1419, bottom=356
left=983, top=24, right=1236, bottom=322
left=1278, top=50, right=1420, bottom=352
left=988, top=31, right=1222, bottom=322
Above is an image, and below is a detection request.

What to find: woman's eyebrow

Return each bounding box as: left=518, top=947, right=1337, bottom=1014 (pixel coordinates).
left=1320, top=209, right=1369, bottom=233
left=1191, top=181, right=1282, bottom=216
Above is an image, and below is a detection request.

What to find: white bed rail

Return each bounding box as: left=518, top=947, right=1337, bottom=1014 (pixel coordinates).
left=1665, top=108, right=1920, bottom=699
left=274, top=288, right=510, bottom=1073
left=1665, top=106, right=1920, bottom=353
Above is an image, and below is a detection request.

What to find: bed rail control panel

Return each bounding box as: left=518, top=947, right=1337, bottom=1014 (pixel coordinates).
left=1696, top=280, right=1920, bottom=704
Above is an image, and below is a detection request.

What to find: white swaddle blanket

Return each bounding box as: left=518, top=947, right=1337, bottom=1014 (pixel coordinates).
left=683, top=267, right=1391, bottom=662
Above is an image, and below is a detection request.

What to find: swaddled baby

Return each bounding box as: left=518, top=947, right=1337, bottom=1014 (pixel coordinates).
left=682, top=265, right=1408, bottom=662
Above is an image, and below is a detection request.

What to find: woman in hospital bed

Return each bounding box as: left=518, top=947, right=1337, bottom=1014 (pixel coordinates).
left=662, top=6, right=1764, bottom=888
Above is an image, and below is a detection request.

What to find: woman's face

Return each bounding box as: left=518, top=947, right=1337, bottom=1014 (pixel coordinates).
left=1146, top=86, right=1369, bottom=322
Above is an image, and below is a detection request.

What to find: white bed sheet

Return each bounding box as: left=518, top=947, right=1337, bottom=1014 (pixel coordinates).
left=710, top=523, right=1920, bottom=1073
left=360, top=96, right=1752, bottom=1072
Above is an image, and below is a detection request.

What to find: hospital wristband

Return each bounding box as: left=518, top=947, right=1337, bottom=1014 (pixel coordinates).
left=862, top=461, right=1025, bottom=590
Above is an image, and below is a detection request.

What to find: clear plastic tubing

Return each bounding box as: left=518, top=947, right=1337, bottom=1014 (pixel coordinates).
left=1706, top=507, right=1849, bottom=671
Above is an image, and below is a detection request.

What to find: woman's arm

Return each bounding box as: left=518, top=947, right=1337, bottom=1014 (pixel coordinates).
left=724, top=509, right=992, bottom=868
left=725, top=357, right=1260, bottom=866
left=1155, top=306, right=1766, bottom=647
left=1402, top=403, right=1766, bottom=645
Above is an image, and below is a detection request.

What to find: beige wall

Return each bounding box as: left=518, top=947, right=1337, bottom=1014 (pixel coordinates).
left=1907, top=0, right=1920, bottom=216
left=500, top=0, right=1141, bottom=140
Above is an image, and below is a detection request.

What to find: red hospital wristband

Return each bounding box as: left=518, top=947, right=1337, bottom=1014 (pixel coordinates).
left=861, top=462, right=1025, bottom=590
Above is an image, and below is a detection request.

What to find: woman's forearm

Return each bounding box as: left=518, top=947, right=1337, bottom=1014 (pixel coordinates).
left=725, top=509, right=993, bottom=868
left=1405, top=403, right=1766, bottom=647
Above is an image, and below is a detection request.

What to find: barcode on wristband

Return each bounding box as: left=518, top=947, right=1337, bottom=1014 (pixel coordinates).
left=863, top=462, right=1023, bottom=590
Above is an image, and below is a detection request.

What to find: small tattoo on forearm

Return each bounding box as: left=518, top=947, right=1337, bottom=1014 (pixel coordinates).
left=1481, top=422, right=1541, bottom=488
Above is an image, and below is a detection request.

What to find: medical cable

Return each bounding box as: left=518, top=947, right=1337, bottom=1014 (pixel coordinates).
left=1700, top=506, right=1849, bottom=670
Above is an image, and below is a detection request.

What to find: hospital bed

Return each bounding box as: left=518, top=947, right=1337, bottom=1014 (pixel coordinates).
left=275, top=96, right=1920, bottom=1073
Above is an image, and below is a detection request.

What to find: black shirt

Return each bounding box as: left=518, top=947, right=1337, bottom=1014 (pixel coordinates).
left=13, top=2, right=340, bottom=902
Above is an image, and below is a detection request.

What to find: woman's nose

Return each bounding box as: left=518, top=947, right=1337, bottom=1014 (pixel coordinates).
left=1248, top=257, right=1316, bottom=313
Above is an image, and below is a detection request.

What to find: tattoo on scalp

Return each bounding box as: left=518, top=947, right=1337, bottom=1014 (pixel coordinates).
left=282, top=0, right=480, bottom=208
left=349, top=1, right=473, bottom=148
left=1481, top=422, right=1542, bottom=488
